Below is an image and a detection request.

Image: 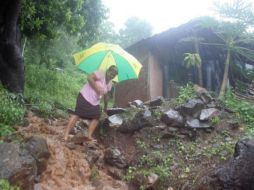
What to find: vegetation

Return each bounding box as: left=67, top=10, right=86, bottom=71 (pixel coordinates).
left=0, top=86, right=25, bottom=137
left=223, top=90, right=254, bottom=135
left=126, top=125, right=239, bottom=190
left=0, top=179, right=20, bottom=190
left=211, top=0, right=254, bottom=98
left=118, top=17, right=153, bottom=48
left=181, top=30, right=204, bottom=86
left=0, top=1, right=254, bottom=189
left=24, top=63, right=84, bottom=117
left=175, top=83, right=196, bottom=105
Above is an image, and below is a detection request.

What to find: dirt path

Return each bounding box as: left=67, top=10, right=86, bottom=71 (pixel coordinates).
left=18, top=112, right=128, bottom=190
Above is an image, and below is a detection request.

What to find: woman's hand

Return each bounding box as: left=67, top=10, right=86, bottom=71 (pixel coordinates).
left=95, top=85, right=105, bottom=95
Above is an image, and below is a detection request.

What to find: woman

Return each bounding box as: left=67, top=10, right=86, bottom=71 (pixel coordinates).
left=64, top=65, right=118, bottom=142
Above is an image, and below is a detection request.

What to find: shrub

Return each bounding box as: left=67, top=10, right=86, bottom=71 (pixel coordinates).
left=223, top=90, right=254, bottom=136
left=24, top=63, right=84, bottom=117
left=175, top=83, right=195, bottom=105
left=0, top=86, right=25, bottom=136
left=0, top=179, right=20, bottom=190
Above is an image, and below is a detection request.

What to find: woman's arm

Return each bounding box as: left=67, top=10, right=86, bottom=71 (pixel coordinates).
left=87, top=73, right=103, bottom=95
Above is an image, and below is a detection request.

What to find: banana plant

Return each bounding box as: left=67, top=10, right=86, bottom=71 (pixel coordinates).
left=183, top=53, right=202, bottom=83
left=180, top=30, right=204, bottom=86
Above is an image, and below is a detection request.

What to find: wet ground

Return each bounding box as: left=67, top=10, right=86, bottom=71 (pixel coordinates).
left=17, top=110, right=245, bottom=190
left=18, top=112, right=128, bottom=190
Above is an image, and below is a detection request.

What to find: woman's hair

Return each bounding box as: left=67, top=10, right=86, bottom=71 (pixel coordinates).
left=107, top=65, right=118, bottom=74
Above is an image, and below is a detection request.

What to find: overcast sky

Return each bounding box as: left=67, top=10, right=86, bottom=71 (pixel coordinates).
left=102, top=0, right=232, bottom=34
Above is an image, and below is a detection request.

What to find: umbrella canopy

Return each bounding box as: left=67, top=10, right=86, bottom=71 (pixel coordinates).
left=73, top=42, right=142, bottom=82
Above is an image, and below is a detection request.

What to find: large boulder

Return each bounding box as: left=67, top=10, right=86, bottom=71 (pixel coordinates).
left=0, top=143, right=36, bottom=190
left=104, top=147, right=128, bottom=169
left=197, top=138, right=254, bottom=190
left=200, top=108, right=220, bottom=121
left=186, top=119, right=211, bottom=129
left=118, top=109, right=154, bottom=133
left=24, top=136, right=50, bottom=175
left=0, top=137, right=50, bottom=190
left=161, top=109, right=184, bottom=127
left=176, top=98, right=205, bottom=118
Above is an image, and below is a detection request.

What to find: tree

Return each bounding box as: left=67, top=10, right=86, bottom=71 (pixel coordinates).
left=96, top=20, right=120, bottom=44
left=21, top=0, right=107, bottom=59
left=212, top=0, right=254, bottom=98
left=0, top=0, right=24, bottom=93
left=118, top=17, right=153, bottom=48
left=20, top=0, right=87, bottom=39
left=0, top=0, right=107, bottom=93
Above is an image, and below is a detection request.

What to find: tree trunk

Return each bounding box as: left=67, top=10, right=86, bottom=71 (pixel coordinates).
left=219, top=49, right=231, bottom=98
left=0, top=0, right=24, bottom=93
left=194, top=37, right=203, bottom=86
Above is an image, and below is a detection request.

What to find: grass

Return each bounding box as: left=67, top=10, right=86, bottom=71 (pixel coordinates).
left=0, top=86, right=25, bottom=137
left=222, top=90, right=254, bottom=136
left=126, top=127, right=240, bottom=190
left=24, top=63, right=85, bottom=117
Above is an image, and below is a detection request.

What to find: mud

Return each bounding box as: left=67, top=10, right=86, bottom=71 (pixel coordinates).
left=18, top=112, right=128, bottom=190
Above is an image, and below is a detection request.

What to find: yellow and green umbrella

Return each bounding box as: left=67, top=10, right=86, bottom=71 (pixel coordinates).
left=73, top=42, right=142, bottom=82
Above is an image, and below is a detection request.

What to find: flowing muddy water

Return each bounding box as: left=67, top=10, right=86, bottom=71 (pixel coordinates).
left=19, top=112, right=128, bottom=190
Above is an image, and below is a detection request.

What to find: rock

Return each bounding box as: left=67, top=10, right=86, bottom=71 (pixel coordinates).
left=104, top=147, right=128, bottom=169
left=176, top=98, right=205, bottom=117
left=146, top=173, right=159, bottom=189
left=130, top=172, right=159, bottom=190
left=193, top=84, right=213, bottom=103
left=69, top=125, right=82, bottom=135
left=144, top=96, right=164, bottom=107
left=200, top=108, right=220, bottom=121
left=186, top=119, right=211, bottom=129
left=118, top=110, right=155, bottom=133
left=24, top=136, right=50, bottom=175
left=70, top=120, right=88, bottom=135
left=34, top=183, right=43, bottom=190
left=198, top=138, right=254, bottom=190
left=207, top=102, right=217, bottom=108
left=84, top=146, right=101, bottom=166
left=152, top=144, right=163, bottom=149
left=143, top=108, right=152, bottom=118
left=0, top=143, right=36, bottom=190
left=107, top=115, right=123, bottom=127
left=161, top=109, right=184, bottom=127
left=154, top=124, right=167, bottom=129
left=107, top=166, right=124, bottom=180
left=71, top=134, right=89, bottom=145
left=106, top=108, right=126, bottom=116
left=129, top=100, right=144, bottom=108
left=249, top=89, right=254, bottom=95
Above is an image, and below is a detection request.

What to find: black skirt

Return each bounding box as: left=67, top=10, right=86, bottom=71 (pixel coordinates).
left=74, top=93, right=101, bottom=120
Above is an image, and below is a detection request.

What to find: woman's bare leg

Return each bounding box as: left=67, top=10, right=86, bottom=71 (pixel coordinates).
left=64, top=114, right=80, bottom=141
left=87, top=119, right=99, bottom=140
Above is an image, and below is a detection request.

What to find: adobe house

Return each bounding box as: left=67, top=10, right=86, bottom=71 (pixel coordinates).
left=114, top=18, right=253, bottom=107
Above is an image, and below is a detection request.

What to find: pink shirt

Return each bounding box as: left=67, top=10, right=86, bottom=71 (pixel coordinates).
left=80, top=71, right=112, bottom=106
